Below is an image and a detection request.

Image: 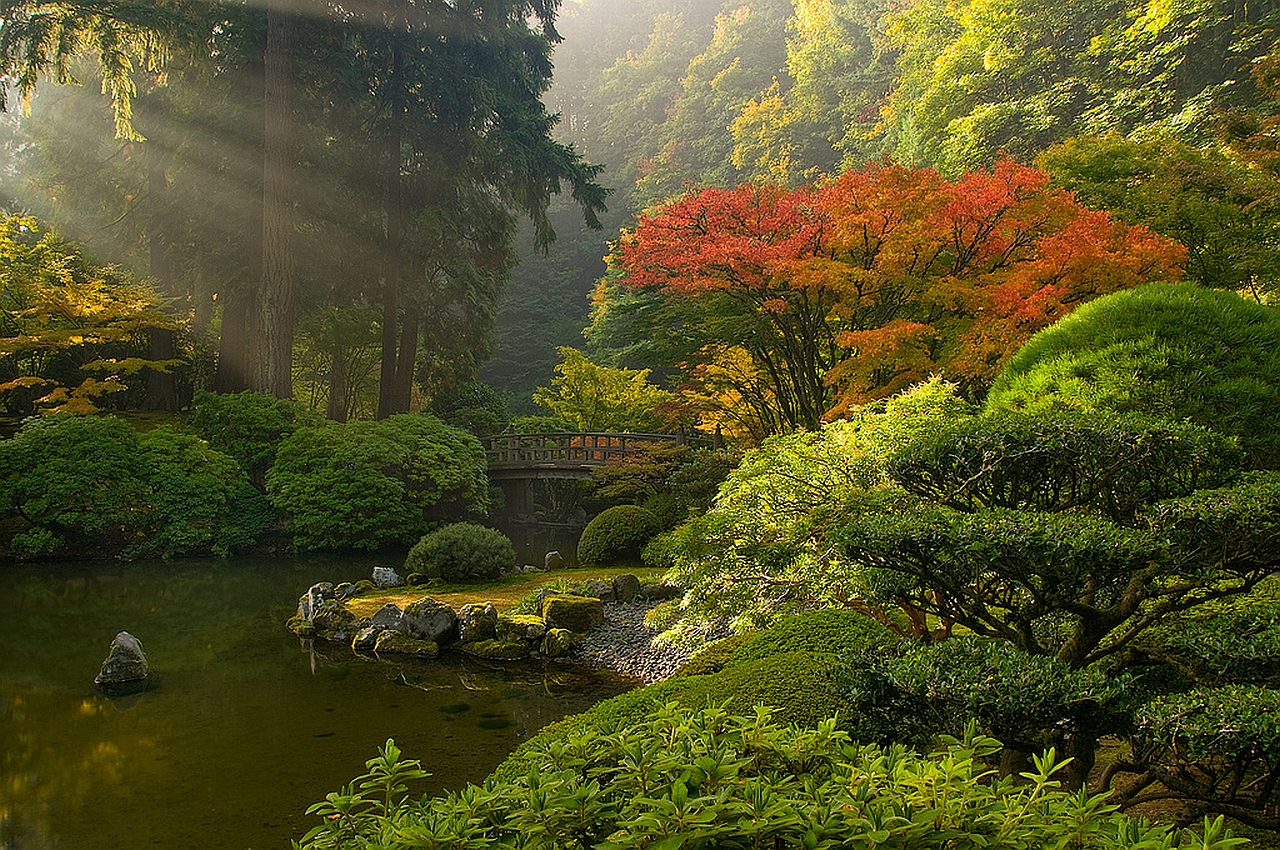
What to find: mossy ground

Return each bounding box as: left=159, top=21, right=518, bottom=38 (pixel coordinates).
left=344, top=567, right=664, bottom=619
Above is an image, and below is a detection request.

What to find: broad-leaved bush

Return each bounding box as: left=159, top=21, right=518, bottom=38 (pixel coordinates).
left=266, top=414, right=487, bottom=551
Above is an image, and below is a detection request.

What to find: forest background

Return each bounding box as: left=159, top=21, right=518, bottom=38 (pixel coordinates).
left=3, top=0, right=1279, bottom=428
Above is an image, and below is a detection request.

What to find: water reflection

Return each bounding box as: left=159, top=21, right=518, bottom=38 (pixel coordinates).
left=0, top=558, right=632, bottom=850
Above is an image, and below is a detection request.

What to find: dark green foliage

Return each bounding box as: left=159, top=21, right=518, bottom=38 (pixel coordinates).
left=986, top=284, right=1280, bottom=468
left=844, top=638, right=1130, bottom=784
left=1136, top=580, right=1280, bottom=687
left=187, top=391, right=324, bottom=489
left=1116, top=686, right=1280, bottom=830
left=426, top=380, right=510, bottom=439
left=266, top=414, right=488, bottom=551
left=0, top=414, right=257, bottom=558
left=299, top=704, right=1246, bottom=850
left=404, top=522, right=515, bottom=582
left=577, top=504, right=663, bottom=566
left=887, top=412, right=1243, bottom=523
left=843, top=415, right=1280, bottom=669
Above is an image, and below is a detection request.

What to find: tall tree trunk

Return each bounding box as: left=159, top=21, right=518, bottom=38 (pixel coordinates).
left=142, top=106, right=179, bottom=411
left=254, top=5, right=297, bottom=399
left=393, top=300, right=419, bottom=412
left=326, top=346, right=349, bottom=421
left=215, top=184, right=263, bottom=392
left=376, top=32, right=405, bottom=419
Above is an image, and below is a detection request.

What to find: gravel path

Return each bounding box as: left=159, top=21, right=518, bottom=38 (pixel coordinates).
left=572, top=600, right=697, bottom=684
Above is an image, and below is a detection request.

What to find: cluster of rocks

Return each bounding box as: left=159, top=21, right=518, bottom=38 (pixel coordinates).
left=287, top=570, right=687, bottom=672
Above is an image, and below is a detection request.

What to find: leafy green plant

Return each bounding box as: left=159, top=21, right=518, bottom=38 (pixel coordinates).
left=404, top=522, right=516, bottom=582
left=297, top=704, right=1249, bottom=850
left=188, top=390, right=324, bottom=489
left=266, top=414, right=488, bottom=551
left=426, top=379, right=511, bottom=438
left=0, top=414, right=257, bottom=558
left=577, top=504, right=662, bottom=566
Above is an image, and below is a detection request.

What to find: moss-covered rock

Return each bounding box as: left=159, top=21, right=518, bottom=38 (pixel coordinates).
left=311, top=599, right=357, bottom=642
left=403, top=597, right=457, bottom=642
left=353, top=579, right=376, bottom=595
left=496, top=614, right=546, bottom=643
left=461, top=639, right=532, bottom=660
left=286, top=613, right=317, bottom=637
left=373, top=630, right=440, bottom=657
left=541, top=628, right=577, bottom=658
left=541, top=594, right=604, bottom=633
left=458, top=602, right=499, bottom=642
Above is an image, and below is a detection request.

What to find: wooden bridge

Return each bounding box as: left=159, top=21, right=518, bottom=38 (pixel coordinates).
left=484, top=431, right=715, bottom=480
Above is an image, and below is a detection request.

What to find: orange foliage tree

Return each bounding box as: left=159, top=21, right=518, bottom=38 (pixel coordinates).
left=610, top=159, right=1185, bottom=434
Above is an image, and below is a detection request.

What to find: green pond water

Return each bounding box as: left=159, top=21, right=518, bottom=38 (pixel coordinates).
left=0, top=556, right=635, bottom=850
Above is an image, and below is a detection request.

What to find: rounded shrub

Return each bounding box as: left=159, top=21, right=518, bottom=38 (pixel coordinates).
left=187, top=390, right=323, bottom=488
left=577, top=504, right=662, bottom=566
left=404, top=522, right=515, bottom=582
left=986, top=283, right=1280, bottom=467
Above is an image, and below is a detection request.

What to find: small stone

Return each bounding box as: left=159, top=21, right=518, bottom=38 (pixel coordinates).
left=372, top=566, right=404, bottom=588
left=544, top=550, right=564, bottom=570
left=458, top=602, right=498, bottom=643
left=95, top=631, right=150, bottom=694
left=496, top=614, right=546, bottom=643
left=541, top=594, right=605, bottom=633
left=403, top=598, right=457, bottom=642
left=461, top=639, right=531, bottom=660
left=371, top=603, right=405, bottom=632
left=639, top=582, right=683, bottom=601
left=373, top=630, right=439, bottom=657
left=333, top=582, right=356, bottom=601
left=613, top=574, right=641, bottom=603
left=298, top=582, right=335, bottom=621
left=541, top=628, right=576, bottom=658
left=586, top=579, right=616, bottom=602
left=352, top=625, right=382, bottom=652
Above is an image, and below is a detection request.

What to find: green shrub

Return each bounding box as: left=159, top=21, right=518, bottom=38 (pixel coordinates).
left=404, top=522, right=515, bottom=582
left=986, top=283, right=1280, bottom=468
left=298, top=705, right=1246, bottom=850
left=0, top=415, right=257, bottom=558
left=266, top=414, right=488, bottom=551
left=187, top=390, right=323, bottom=488
left=577, top=504, right=662, bottom=566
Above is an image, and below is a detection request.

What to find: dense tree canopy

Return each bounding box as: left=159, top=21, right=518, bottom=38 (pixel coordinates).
left=601, top=159, right=1182, bottom=437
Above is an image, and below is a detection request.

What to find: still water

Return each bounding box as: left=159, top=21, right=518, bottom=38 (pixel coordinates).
left=0, top=556, right=634, bottom=850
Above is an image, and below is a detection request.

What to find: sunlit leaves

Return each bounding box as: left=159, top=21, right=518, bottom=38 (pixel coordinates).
left=0, top=214, right=174, bottom=414
left=608, top=159, right=1182, bottom=433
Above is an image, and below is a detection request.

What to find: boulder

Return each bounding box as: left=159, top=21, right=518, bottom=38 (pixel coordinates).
left=312, top=600, right=357, bottom=642
left=352, top=625, right=382, bottom=652
left=371, top=565, right=404, bottom=588
left=461, top=639, right=531, bottom=660
left=403, top=598, right=457, bottom=642
left=373, top=630, right=439, bottom=657
left=541, top=594, right=604, bottom=634
left=613, top=573, right=642, bottom=603
left=540, top=628, right=576, bottom=658
left=640, top=582, right=684, bottom=601
left=457, top=602, right=498, bottom=642
left=544, top=550, right=564, bottom=570
left=298, top=582, right=335, bottom=620
left=585, top=579, right=616, bottom=602
left=370, top=603, right=406, bottom=632
left=95, top=631, right=150, bottom=695
left=333, top=582, right=356, bottom=602
left=496, top=614, right=546, bottom=643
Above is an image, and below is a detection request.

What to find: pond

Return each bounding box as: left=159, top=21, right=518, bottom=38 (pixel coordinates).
left=0, top=556, right=635, bottom=850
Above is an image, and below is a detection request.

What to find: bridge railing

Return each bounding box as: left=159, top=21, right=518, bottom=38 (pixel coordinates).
left=485, top=431, right=708, bottom=468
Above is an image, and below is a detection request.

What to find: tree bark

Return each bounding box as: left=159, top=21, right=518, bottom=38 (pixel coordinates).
left=254, top=5, right=297, bottom=399
left=142, top=109, right=179, bottom=411
left=376, top=29, right=405, bottom=419
left=326, top=345, right=349, bottom=421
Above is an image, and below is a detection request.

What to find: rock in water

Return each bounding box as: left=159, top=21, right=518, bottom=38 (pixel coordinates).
left=95, top=631, right=150, bottom=695
left=403, top=598, right=457, bottom=642
left=458, top=602, right=498, bottom=642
